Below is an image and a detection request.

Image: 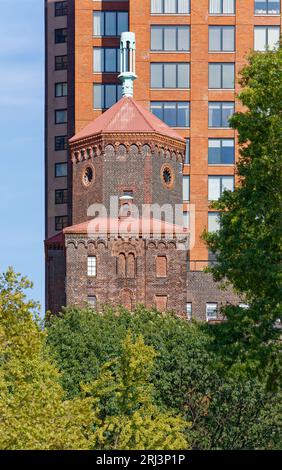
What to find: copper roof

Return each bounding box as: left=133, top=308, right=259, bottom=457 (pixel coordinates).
left=69, top=97, right=185, bottom=144
left=63, top=217, right=188, bottom=238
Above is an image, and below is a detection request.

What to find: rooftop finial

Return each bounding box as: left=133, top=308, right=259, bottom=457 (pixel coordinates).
left=118, top=32, right=137, bottom=98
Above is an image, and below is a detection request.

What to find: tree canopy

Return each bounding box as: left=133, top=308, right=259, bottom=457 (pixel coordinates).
left=203, top=44, right=282, bottom=387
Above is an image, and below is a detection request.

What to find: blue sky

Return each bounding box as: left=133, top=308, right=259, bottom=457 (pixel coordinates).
left=0, top=0, right=44, bottom=310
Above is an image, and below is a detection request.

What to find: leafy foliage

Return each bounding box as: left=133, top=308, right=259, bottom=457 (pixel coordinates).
left=47, top=306, right=282, bottom=449
left=0, top=268, right=96, bottom=450
left=203, top=45, right=282, bottom=386
left=85, top=333, right=189, bottom=450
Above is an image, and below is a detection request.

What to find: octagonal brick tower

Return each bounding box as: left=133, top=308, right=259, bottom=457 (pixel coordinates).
left=69, top=96, right=186, bottom=226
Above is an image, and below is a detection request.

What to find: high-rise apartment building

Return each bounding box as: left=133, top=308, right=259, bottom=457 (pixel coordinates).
left=45, top=0, right=281, bottom=302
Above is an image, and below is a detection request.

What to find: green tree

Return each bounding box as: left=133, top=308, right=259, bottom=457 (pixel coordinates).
left=85, top=333, right=189, bottom=450
left=0, top=268, right=96, bottom=450
left=203, top=45, right=282, bottom=386
left=47, top=306, right=281, bottom=449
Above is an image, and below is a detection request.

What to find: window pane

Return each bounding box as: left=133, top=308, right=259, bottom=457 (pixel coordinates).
left=151, top=0, right=162, bottom=13
left=223, top=0, right=235, bottom=13
left=183, top=176, right=190, bottom=201
left=177, top=102, right=190, bottom=127
left=209, top=63, right=221, bottom=88
left=183, top=212, right=190, bottom=228
left=164, top=0, right=177, bottom=13
left=105, top=85, right=117, bottom=109
left=254, top=27, right=266, bottom=51
left=93, top=12, right=103, bottom=36
left=164, top=102, right=177, bottom=126
left=117, top=12, right=128, bottom=35
left=164, top=63, right=177, bottom=88
left=151, top=64, right=163, bottom=88
left=222, top=102, right=234, bottom=127
left=209, top=27, right=221, bottom=51
left=105, top=12, right=116, bottom=36
left=117, top=85, right=123, bottom=101
left=268, top=27, right=280, bottom=50
left=164, top=27, right=177, bottom=51
left=268, top=1, right=280, bottom=14
left=55, top=163, right=67, bottom=177
left=222, top=139, right=234, bottom=163
left=105, top=48, right=117, bottom=72
left=222, top=26, right=234, bottom=51
left=185, top=138, right=190, bottom=163
left=210, top=0, right=221, bottom=13
left=206, top=303, right=218, bottom=320
left=178, top=27, right=190, bottom=51
left=222, top=63, right=234, bottom=88
left=222, top=176, right=234, bottom=192
left=178, top=63, right=190, bottom=88
left=178, top=0, right=190, bottom=13
left=208, top=139, right=221, bottom=164
left=93, top=48, right=103, bottom=72
left=209, top=102, right=221, bottom=127
left=208, top=177, right=221, bottom=200
left=151, top=27, right=163, bottom=50
left=151, top=102, right=163, bottom=120
left=208, top=213, right=220, bottom=232
left=94, top=84, right=103, bottom=109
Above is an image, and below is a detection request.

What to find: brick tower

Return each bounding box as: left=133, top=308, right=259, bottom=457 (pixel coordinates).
left=46, top=32, right=189, bottom=316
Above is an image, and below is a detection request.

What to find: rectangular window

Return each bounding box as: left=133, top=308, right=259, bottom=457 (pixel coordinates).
left=55, top=1, right=67, bottom=16
left=208, top=212, right=221, bottom=232
left=185, top=138, right=190, bottom=164
left=209, top=0, right=235, bottom=14
left=151, top=26, right=190, bottom=51
left=206, top=303, right=218, bottom=321
left=55, top=28, right=67, bottom=44
left=151, top=102, right=190, bottom=127
left=55, top=216, right=68, bottom=231
left=156, top=256, right=167, bottom=278
left=55, top=162, right=67, bottom=177
left=254, top=26, right=280, bottom=51
left=183, top=175, right=190, bottom=201
left=208, top=175, right=234, bottom=200
left=88, top=256, right=97, bottom=277
left=88, top=296, right=97, bottom=309
left=209, top=102, right=234, bottom=127
left=93, top=84, right=122, bottom=109
left=151, top=63, right=190, bottom=89
left=208, top=139, right=235, bottom=164
left=255, top=0, right=280, bottom=15
left=55, top=136, right=67, bottom=151
left=183, top=211, right=190, bottom=228
left=55, top=82, right=68, bottom=97
left=186, top=302, right=192, bottom=320
left=155, top=295, right=168, bottom=312
left=209, top=26, right=235, bottom=51
left=93, top=11, right=128, bottom=37
left=151, top=0, right=190, bottom=13
left=55, top=109, right=67, bottom=124
left=55, top=189, right=68, bottom=205
left=209, top=63, right=235, bottom=89
left=93, top=48, right=120, bottom=73
left=55, top=55, right=67, bottom=71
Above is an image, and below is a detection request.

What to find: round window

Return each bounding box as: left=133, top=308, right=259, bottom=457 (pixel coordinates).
left=82, top=167, right=94, bottom=187
left=161, top=164, right=174, bottom=189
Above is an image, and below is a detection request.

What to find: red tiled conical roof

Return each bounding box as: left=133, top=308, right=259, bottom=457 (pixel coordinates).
left=69, top=97, right=185, bottom=144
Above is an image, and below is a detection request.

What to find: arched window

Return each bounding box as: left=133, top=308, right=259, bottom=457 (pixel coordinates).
left=118, top=253, right=126, bottom=278
left=127, top=253, right=136, bottom=278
